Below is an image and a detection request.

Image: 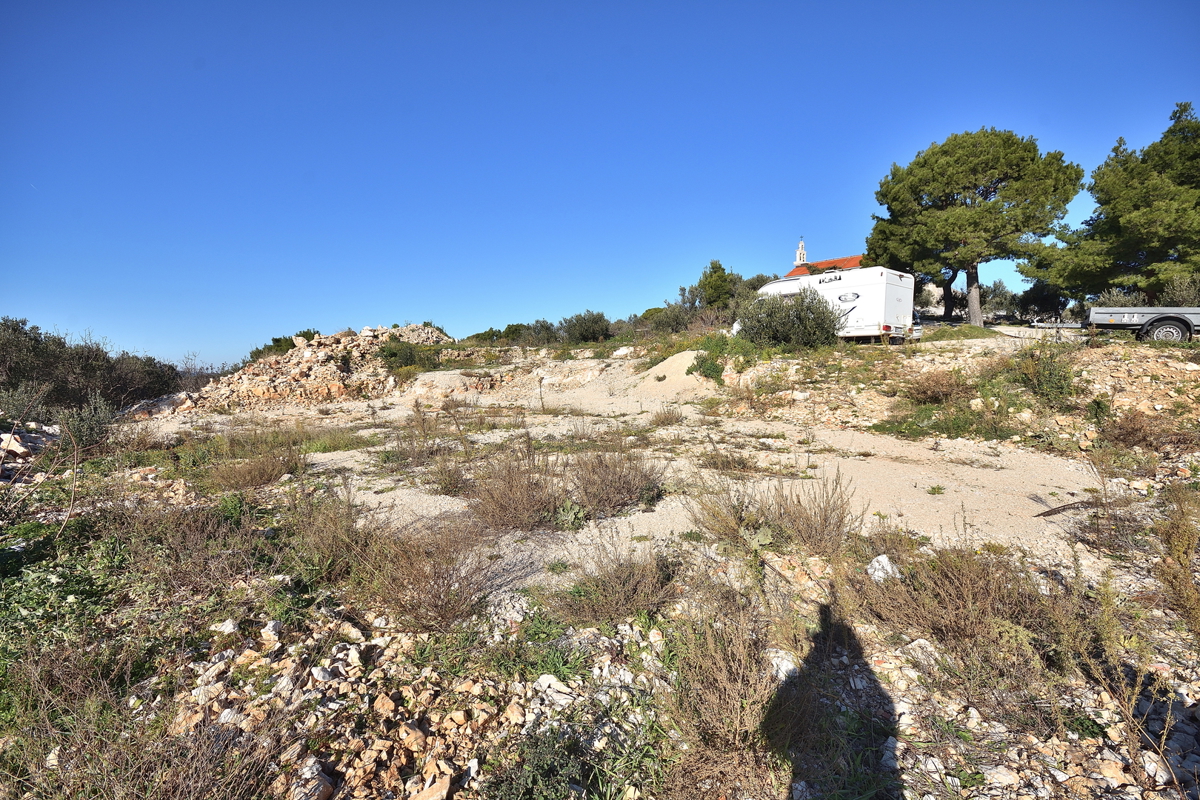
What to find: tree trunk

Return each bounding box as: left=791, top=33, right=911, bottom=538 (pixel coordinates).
left=941, top=281, right=956, bottom=321
left=965, top=264, right=984, bottom=327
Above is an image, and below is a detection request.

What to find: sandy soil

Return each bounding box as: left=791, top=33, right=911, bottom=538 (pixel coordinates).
left=148, top=344, right=1113, bottom=585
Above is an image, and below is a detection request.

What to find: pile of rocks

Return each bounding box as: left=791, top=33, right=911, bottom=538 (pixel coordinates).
left=164, top=593, right=667, bottom=800
left=0, top=425, right=55, bottom=484
left=188, top=325, right=453, bottom=412
left=1075, top=347, right=1200, bottom=420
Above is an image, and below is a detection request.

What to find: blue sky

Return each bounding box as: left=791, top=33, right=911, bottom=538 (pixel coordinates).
left=2, top=1, right=1197, bottom=364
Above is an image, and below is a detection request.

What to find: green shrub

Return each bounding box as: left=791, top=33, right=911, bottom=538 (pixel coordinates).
left=735, top=289, right=842, bottom=349
left=247, top=329, right=319, bottom=362
left=377, top=340, right=441, bottom=373
left=483, top=730, right=594, bottom=800
left=1160, top=274, right=1200, bottom=307
left=558, top=310, right=611, bottom=344
left=56, top=392, right=116, bottom=451
left=1013, top=345, right=1077, bottom=407
left=686, top=353, right=724, bottom=384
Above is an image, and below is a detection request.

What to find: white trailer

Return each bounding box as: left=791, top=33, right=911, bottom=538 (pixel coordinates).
left=754, top=266, right=920, bottom=342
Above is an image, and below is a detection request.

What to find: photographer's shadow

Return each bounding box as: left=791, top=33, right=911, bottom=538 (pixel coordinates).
left=762, top=602, right=901, bottom=799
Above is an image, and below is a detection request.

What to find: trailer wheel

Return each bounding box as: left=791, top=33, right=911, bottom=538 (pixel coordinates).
left=1146, top=320, right=1190, bottom=342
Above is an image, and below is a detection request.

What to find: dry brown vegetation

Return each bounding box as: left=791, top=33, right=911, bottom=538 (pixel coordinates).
left=469, top=445, right=563, bottom=531
left=355, top=515, right=498, bottom=633
left=549, top=537, right=678, bottom=625
left=904, top=368, right=974, bottom=404
left=1154, top=485, right=1200, bottom=645
left=0, top=643, right=299, bottom=800
left=665, top=603, right=791, bottom=798
left=570, top=449, right=663, bottom=515
left=763, top=470, right=863, bottom=557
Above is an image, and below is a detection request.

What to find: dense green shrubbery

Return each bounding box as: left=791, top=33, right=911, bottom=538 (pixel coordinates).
left=0, top=318, right=181, bottom=415
left=376, top=340, right=442, bottom=374
left=247, top=329, right=319, bottom=362
left=735, top=289, right=843, bottom=349
left=558, top=310, right=611, bottom=344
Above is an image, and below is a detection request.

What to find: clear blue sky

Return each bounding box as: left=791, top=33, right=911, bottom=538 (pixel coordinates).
left=2, top=1, right=1197, bottom=364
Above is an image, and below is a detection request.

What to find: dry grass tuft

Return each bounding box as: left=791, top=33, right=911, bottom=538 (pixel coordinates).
left=905, top=368, right=974, bottom=404
left=550, top=538, right=678, bottom=625
left=208, top=448, right=301, bottom=490
left=763, top=471, right=863, bottom=558
left=356, top=515, right=497, bottom=633
left=650, top=405, right=685, bottom=426
left=571, top=449, right=664, bottom=515
left=285, top=477, right=362, bottom=583
left=470, top=443, right=563, bottom=531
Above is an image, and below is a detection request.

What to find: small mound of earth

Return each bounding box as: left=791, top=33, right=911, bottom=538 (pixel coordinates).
left=630, top=350, right=712, bottom=402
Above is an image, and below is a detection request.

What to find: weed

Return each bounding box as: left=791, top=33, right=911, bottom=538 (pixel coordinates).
left=927, top=485, right=945, bottom=495
left=550, top=538, right=679, bottom=626
left=763, top=471, right=864, bottom=558
left=649, top=405, right=684, bottom=426
left=571, top=450, right=664, bottom=515
left=470, top=443, right=562, bottom=531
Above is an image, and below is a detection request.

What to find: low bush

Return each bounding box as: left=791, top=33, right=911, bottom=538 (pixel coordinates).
left=551, top=539, right=678, bottom=625
left=764, top=471, right=863, bottom=558
left=735, top=289, right=842, bottom=350
left=483, top=729, right=595, bottom=800
left=571, top=449, right=664, bottom=515
left=857, top=547, right=1081, bottom=732
left=0, top=642, right=296, bottom=800
left=904, top=369, right=974, bottom=405
left=666, top=604, right=784, bottom=796
left=1153, top=485, right=1200, bottom=645
left=470, top=446, right=563, bottom=531
left=1, top=318, right=183, bottom=412
left=687, top=474, right=766, bottom=554
left=356, top=516, right=497, bottom=633
left=376, top=340, right=441, bottom=373
left=247, top=328, right=319, bottom=362
left=1012, top=345, right=1078, bottom=407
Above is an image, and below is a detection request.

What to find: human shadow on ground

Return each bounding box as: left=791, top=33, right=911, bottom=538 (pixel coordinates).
left=762, top=601, right=901, bottom=799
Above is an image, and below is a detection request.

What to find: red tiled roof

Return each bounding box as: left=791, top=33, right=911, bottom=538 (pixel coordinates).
left=785, top=254, right=863, bottom=277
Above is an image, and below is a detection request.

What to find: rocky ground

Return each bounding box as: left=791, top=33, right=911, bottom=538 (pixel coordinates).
left=3, top=328, right=1199, bottom=800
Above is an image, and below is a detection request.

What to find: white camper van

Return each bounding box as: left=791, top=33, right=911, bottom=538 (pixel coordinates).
left=753, top=266, right=920, bottom=342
